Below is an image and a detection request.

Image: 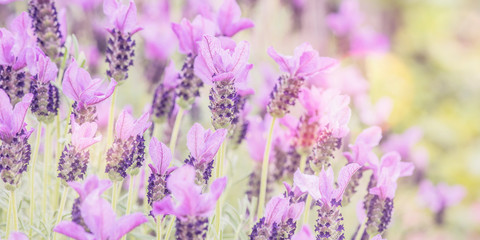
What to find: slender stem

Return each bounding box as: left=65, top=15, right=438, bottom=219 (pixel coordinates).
left=355, top=219, right=367, bottom=240
left=11, top=191, right=17, bottom=231
left=156, top=218, right=163, bottom=240
left=125, top=175, right=135, bottom=215
left=111, top=181, right=119, bottom=213
left=52, top=115, right=62, bottom=208
left=164, top=216, right=176, bottom=240
left=29, top=125, right=42, bottom=238
left=256, top=117, right=276, bottom=217
left=214, top=141, right=227, bottom=237
left=106, top=89, right=117, bottom=147
left=299, top=154, right=308, bottom=173
left=53, top=187, right=69, bottom=240
left=6, top=190, right=12, bottom=238
left=169, top=108, right=184, bottom=158
left=42, top=123, right=51, bottom=221
left=302, top=195, right=313, bottom=226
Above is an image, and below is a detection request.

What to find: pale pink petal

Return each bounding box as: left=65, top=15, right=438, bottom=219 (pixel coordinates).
left=12, top=93, right=33, bottom=134
left=334, top=163, right=361, bottom=200
left=356, top=126, right=382, bottom=148
left=149, top=137, right=172, bottom=175
left=293, top=170, right=321, bottom=200
left=53, top=221, right=91, bottom=240
left=292, top=225, right=314, bottom=240
left=267, top=47, right=293, bottom=75
left=187, top=123, right=206, bottom=160
left=81, top=191, right=116, bottom=239
left=264, top=196, right=289, bottom=225
left=115, top=109, right=135, bottom=140
left=152, top=196, right=176, bottom=216
left=112, top=212, right=148, bottom=240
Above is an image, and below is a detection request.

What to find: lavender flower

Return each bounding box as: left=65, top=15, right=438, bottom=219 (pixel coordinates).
left=152, top=165, right=227, bottom=240
left=195, top=35, right=251, bottom=129
left=57, top=116, right=101, bottom=183
left=54, top=186, right=148, bottom=240
left=172, top=16, right=216, bottom=109
left=151, top=61, right=179, bottom=123
left=28, top=0, right=64, bottom=64
left=216, top=0, right=254, bottom=37
left=103, top=0, right=142, bottom=82
left=0, top=89, right=33, bottom=190
left=184, top=123, right=227, bottom=185
left=27, top=48, right=59, bottom=123
left=62, top=59, right=117, bottom=124
left=105, top=109, right=151, bottom=181
left=0, top=12, right=37, bottom=104
left=250, top=195, right=304, bottom=239
left=294, top=164, right=361, bottom=239
left=69, top=175, right=112, bottom=232
left=418, top=180, right=465, bottom=225
left=266, top=43, right=337, bottom=118
left=147, top=137, right=175, bottom=206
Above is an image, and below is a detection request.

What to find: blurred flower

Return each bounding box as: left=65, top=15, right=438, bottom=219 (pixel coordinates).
left=349, top=28, right=389, bottom=56
left=103, top=0, right=141, bottom=34
left=5, top=232, right=29, bottom=240
left=54, top=188, right=148, bottom=240
left=216, top=0, right=254, bottom=37
left=147, top=137, right=175, bottom=206
left=418, top=180, right=465, bottom=225
left=172, top=16, right=216, bottom=56
left=381, top=126, right=423, bottom=160
left=151, top=61, right=179, bottom=123
left=326, top=0, right=362, bottom=36
left=292, top=225, right=314, bottom=240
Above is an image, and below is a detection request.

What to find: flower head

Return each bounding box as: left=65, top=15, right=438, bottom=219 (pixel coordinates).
left=54, top=188, right=148, bottom=240
left=294, top=163, right=361, bottom=207
left=103, top=0, right=142, bottom=34
left=171, top=16, right=216, bottom=55
left=267, top=43, right=338, bottom=79
left=418, top=180, right=465, bottom=213
left=148, top=137, right=173, bottom=176
left=27, top=49, right=58, bottom=84
left=152, top=165, right=227, bottom=220
left=195, top=35, right=250, bottom=85
left=187, top=123, right=227, bottom=164
left=343, top=126, right=382, bottom=166
left=114, top=109, right=151, bottom=141
left=381, top=127, right=422, bottom=160
left=216, top=0, right=254, bottom=37
left=62, top=59, right=117, bottom=108
left=326, top=0, right=363, bottom=36
left=349, top=28, right=389, bottom=56
left=0, top=89, right=33, bottom=141
left=299, top=87, right=351, bottom=138
left=71, top=116, right=102, bottom=151
left=69, top=175, right=112, bottom=201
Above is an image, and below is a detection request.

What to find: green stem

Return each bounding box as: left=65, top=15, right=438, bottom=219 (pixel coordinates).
left=11, top=191, right=17, bottom=231
left=156, top=218, right=163, bottom=240
left=169, top=108, right=184, bottom=158
left=125, top=175, right=135, bottom=215
left=164, top=216, right=176, bottom=240
left=299, top=154, right=308, bottom=173
left=214, top=141, right=227, bottom=237
left=42, top=123, right=51, bottom=221
left=106, top=89, right=117, bottom=147
left=53, top=187, right=69, bottom=240
left=302, top=195, right=313, bottom=226
left=29, top=125, right=42, bottom=238
left=111, top=181, right=119, bottom=213
left=256, top=117, right=276, bottom=217
left=6, top=190, right=12, bottom=239
left=52, top=115, right=62, bottom=208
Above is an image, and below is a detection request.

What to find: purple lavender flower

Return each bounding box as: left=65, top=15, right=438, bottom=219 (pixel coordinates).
left=69, top=175, right=112, bottom=232
left=27, top=48, right=59, bottom=123
left=58, top=116, right=101, bottom=183
left=103, top=0, right=142, bottom=82
left=0, top=12, right=37, bottom=104
left=172, top=15, right=216, bottom=109
left=266, top=43, right=338, bottom=118
left=5, top=231, right=29, bottom=240
left=294, top=164, right=361, bottom=240
left=151, top=61, right=180, bottom=123
left=216, top=0, right=254, bottom=37
left=342, top=126, right=382, bottom=205
left=105, top=109, right=151, bottom=181
left=184, top=123, right=227, bottom=185
left=146, top=137, right=175, bottom=206
left=54, top=187, right=148, bottom=240
left=228, top=72, right=253, bottom=147
left=152, top=165, right=227, bottom=240
left=250, top=195, right=304, bottom=239
left=62, top=59, right=117, bottom=124
left=195, top=35, right=251, bottom=129
left=0, top=89, right=33, bottom=190
left=28, top=0, right=64, bottom=64
left=418, top=180, right=465, bottom=225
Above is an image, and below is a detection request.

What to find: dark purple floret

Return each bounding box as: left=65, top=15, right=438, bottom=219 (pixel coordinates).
left=147, top=172, right=170, bottom=206
left=175, top=216, right=209, bottom=240
left=276, top=218, right=297, bottom=239
left=57, top=143, right=90, bottom=183
left=28, top=0, right=64, bottom=64
left=151, top=83, right=176, bottom=123
left=105, top=134, right=145, bottom=181
left=177, top=53, right=203, bottom=109
left=308, top=131, right=342, bottom=171
left=250, top=217, right=273, bottom=240
left=362, top=195, right=394, bottom=238
left=315, top=200, right=345, bottom=240
left=0, top=66, right=31, bottom=105
left=267, top=74, right=304, bottom=118
left=144, top=60, right=167, bottom=89
left=0, top=130, right=32, bottom=191
left=30, top=81, right=59, bottom=123
left=184, top=155, right=215, bottom=186
left=342, top=170, right=364, bottom=206
left=246, top=166, right=273, bottom=204
left=106, top=29, right=136, bottom=82
left=72, top=197, right=90, bottom=232
left=209, top=79, right=238, bottom=130
left=71, top=102, right=97, bottom=125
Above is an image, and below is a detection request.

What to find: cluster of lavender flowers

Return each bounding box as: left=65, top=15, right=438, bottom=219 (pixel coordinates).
left=0, top=0, right=467, bottom=239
